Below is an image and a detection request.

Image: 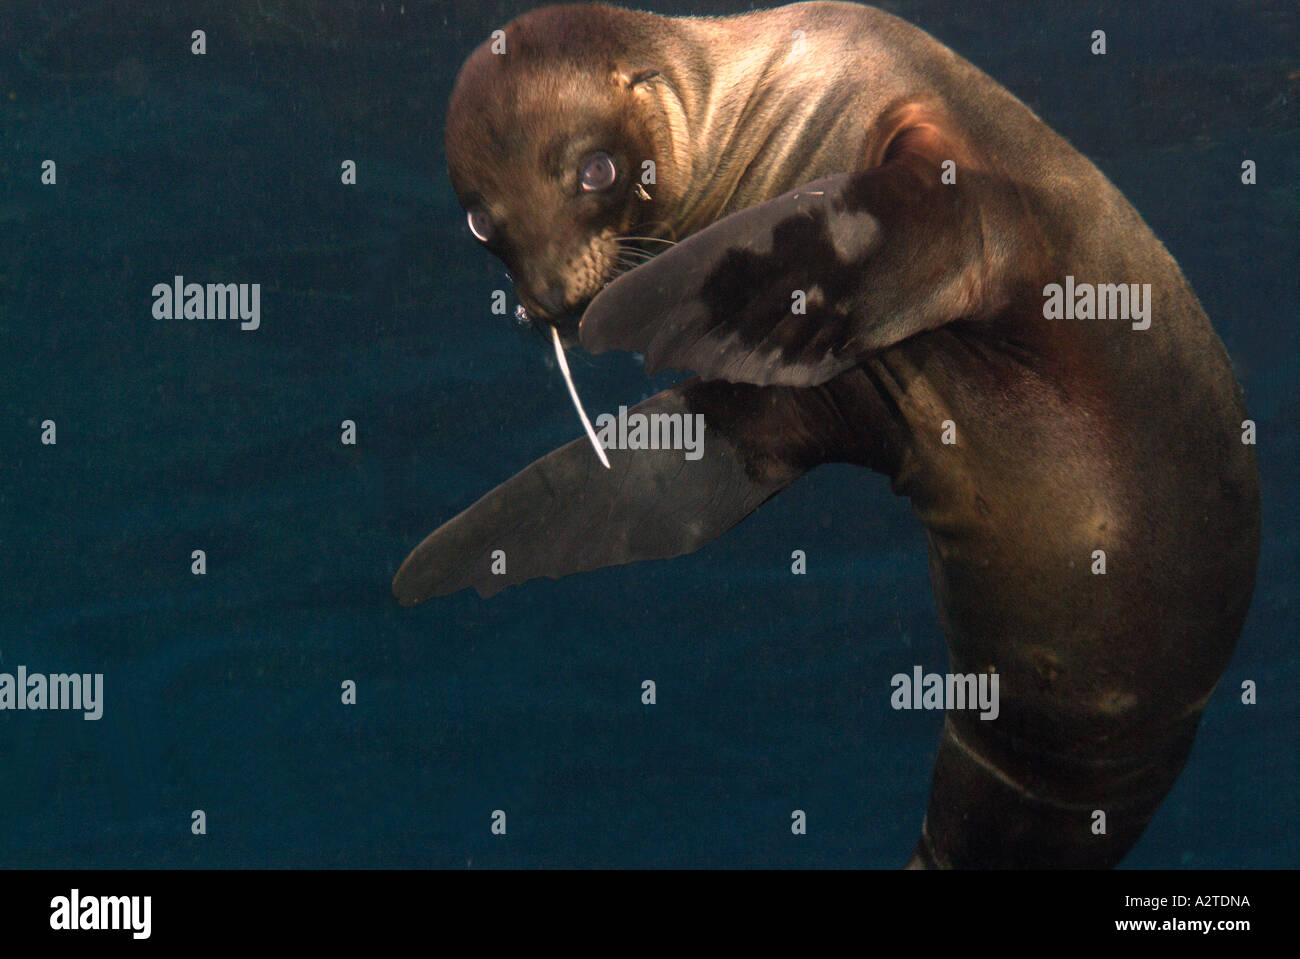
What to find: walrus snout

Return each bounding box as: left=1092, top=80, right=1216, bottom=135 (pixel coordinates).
left=532, top=286, right=567, bottom=317
left=516, top=285, right=569, bottom=329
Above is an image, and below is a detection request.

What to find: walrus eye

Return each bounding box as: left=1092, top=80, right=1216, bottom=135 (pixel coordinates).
left=580, top=152, right=617, bottom=192
left=467, top=208, right=493, bottom=243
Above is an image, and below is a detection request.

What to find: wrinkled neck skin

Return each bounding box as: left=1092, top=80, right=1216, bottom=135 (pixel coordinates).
left=639, top=7, right=915, bottom=239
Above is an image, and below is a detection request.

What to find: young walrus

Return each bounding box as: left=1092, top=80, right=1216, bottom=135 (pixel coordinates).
left=394, top=2, right=1260, bottom=868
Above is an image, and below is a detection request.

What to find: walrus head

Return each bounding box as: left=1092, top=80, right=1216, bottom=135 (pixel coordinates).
left=444, top=5, right=685, bottom=331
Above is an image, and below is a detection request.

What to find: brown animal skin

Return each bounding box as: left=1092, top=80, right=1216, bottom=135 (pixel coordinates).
left=395, top=2, right=1261, bottom=868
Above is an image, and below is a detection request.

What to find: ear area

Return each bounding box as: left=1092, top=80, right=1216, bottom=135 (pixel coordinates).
left=614, top=65, right=661, bottom=88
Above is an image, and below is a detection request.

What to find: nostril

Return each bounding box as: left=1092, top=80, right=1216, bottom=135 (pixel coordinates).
left=535, top=286, right=567, bottom=316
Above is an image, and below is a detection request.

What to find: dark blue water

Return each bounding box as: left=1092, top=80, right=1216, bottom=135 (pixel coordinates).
left=1, top=0, right=1295, bottom=867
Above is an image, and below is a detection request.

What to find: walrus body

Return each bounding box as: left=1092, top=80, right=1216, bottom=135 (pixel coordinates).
left=395, top=2, right=1260, bottom=867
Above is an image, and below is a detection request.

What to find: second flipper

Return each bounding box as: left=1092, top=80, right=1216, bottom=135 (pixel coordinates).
left=392, top=381, right=805, bottom=603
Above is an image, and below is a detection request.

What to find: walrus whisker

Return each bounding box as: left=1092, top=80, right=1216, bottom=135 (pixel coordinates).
left=617, top=235, right=677, bottom=246
left=615, top=243, right=658, bottom=257
left=550, top=323, right=610, bottom=469
left=615, top=253, right=657, bottom=273
left=627, top=218, right=678, bottom=240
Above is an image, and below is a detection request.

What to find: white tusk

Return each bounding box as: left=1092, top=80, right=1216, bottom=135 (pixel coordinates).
left=551, top=324, right=611, bottom=469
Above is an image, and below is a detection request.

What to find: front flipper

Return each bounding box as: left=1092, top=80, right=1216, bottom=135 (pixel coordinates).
left=392, top=381, right=805, bottom=603
left=581, top=115, right=1030, bottom=387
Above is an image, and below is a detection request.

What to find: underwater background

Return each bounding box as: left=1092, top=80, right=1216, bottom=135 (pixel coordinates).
left=0, top=0, right=1295, bottom=867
